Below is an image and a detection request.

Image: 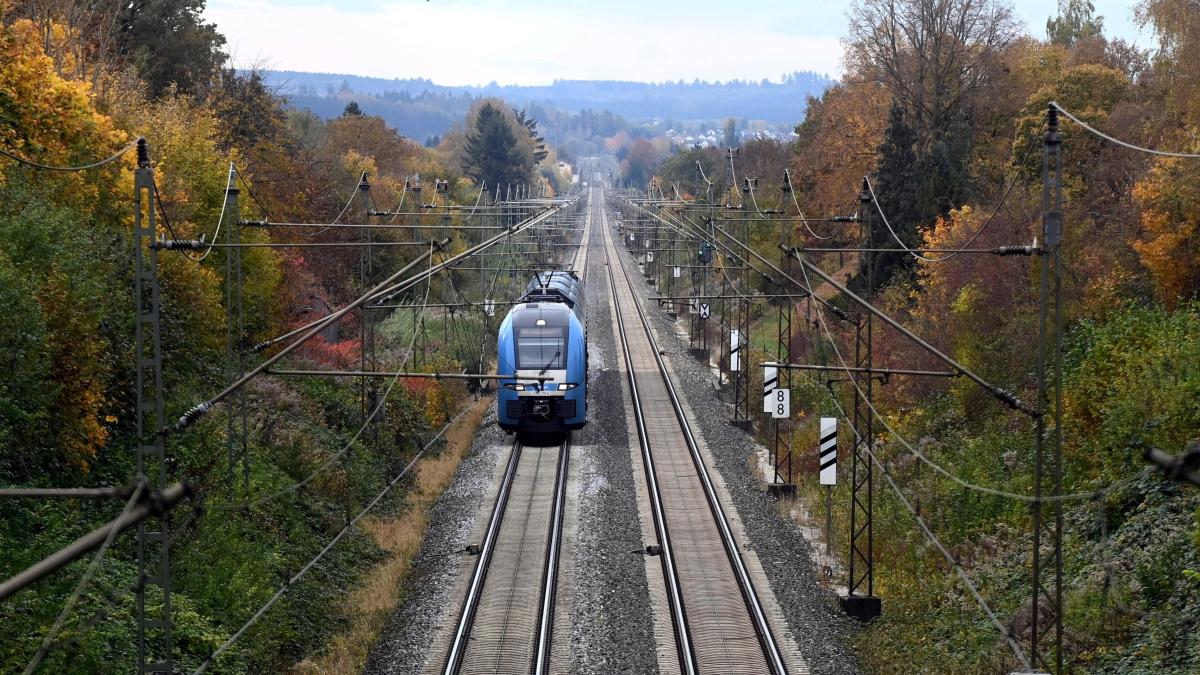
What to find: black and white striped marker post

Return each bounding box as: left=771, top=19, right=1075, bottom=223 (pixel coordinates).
left=819, top=417, right=837, bottom=485
left=762, top=365, right=777, bottom=413
left=820, top=417, right=837, bottom=554
left=730, top=329, right=742, bottom=371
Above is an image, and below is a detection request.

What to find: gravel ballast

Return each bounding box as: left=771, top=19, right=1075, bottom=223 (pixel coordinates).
left=562, top=212, right=661, bottom=674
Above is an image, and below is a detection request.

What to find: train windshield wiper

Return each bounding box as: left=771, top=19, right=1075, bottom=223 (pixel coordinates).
left=538, top=350, right=561, bottom=377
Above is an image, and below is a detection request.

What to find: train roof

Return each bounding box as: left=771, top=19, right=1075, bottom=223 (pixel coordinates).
left=519, top=271, right=584, bottom=321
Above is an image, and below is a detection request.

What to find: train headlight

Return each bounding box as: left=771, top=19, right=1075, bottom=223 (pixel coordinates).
left=560, top=383, right=578, bottom=390
left=504, top=383, right=526, bottom=391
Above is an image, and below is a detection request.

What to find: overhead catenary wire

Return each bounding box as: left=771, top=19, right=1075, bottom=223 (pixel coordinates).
left=175, top=239, right=446, bottom=431
left=794, top=256, right=1153, bottom=504
left=782, top=244, right=1033, bottom=413
left=630, top=200, right=854, bottom=321
left=826, top=390, right=1035, bottom=671
left=862, top=121, right=1044, bottom=263
left=1052, top=101, right=1200, bottom=159
left=0, top=138, right=141, bottom=172
left=785, top=169, right=838, bottom=240
left=461, top=183, right=487, bottom=222
left=235, top=166, right=274, bottom=222
left=296, top=173, right=365, bottom=238
left=190, top=163, right=236, bottom=263
left=207, top=242, right=438, bottom=512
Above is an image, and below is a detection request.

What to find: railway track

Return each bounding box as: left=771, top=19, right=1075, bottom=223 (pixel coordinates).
left=599, top=192, right=789, bottom=675
left=437, top=194, right=594, bottom=675
left=440, top=437, right=571, bottom=675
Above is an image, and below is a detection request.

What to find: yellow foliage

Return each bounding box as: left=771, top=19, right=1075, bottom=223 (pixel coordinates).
left=341, top=149, right=377, bottom=180
left=791, top=80, right=890, bottom=219
left=1132, top=153, right=1200, bottom=307
left=36, top=270, right=109, bottom=471
left=0, top=18, right=129, bottom=202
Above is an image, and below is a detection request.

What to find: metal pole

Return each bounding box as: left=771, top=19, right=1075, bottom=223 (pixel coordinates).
left=842, top=178, right=880, bottom=621
left=1032, top=102, right=1065, bottom=673
left=133, top=139, right=173, bottom=674
left=775, top=181, right=795, bottom=491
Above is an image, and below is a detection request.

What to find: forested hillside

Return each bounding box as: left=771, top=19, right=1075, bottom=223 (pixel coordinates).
left=634, top=1, right=1200, bottom=672
left=267, top=69, right=833, bottom=129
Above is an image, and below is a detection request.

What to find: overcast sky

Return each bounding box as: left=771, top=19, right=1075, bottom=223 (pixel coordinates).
left=205, top=1, right=1154, bottom=86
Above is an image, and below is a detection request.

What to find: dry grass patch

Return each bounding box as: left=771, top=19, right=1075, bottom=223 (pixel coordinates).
left=292, top=395, right=493, bottom=675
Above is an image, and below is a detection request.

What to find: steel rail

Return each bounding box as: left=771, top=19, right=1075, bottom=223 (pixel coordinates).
left=443, top=439, right=524, bottom=675
left=534, top=435, right=571, bottom=674
left=604, top=198, right=789, bottom=675
left=532, top=193, right=591, bottom=672
left=601, top=203, right=698, bottom=675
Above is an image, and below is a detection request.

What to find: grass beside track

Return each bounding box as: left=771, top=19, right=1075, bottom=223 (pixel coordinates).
left=291, top=394, right=495, bottom=675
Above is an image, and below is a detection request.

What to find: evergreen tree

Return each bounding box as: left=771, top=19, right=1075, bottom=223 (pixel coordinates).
left=118, top=0, right=227, bottom=97
left=342, top=101, right=363, bottom=116
left=857, top=101, right=974, bottom=293
left=513, top=108, right=549, bottom=163
left=464, top=103, right=530, bottom=190
left=859, top=102, right=920, bottom=291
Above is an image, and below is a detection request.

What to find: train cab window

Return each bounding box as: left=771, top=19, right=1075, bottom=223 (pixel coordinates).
left=516, top=326, right=567, bottom=370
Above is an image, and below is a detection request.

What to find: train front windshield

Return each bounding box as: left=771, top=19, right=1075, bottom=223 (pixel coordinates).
left=515, top=326, right=566, bottom=370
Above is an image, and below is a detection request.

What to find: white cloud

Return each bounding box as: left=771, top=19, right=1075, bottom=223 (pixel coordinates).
left=206, top=0, right=845, bottom=84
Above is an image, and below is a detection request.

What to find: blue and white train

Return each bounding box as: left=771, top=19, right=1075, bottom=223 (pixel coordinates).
left=496, top=272, right=587, bottom=437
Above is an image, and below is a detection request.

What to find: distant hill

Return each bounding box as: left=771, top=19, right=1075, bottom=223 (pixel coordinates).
left=261, top=70, right=835, bottom=143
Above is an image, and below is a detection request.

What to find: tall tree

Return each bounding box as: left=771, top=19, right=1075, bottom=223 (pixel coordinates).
left=513, top=108, right=549, bottom=163
left=1047, top=0, right=1105, bottom=47
left=463, top=102, right=531, bottom=190
left=847, top=0, right=1020, bottom=147
left=1138, top=0, right=1200, bottom=128
left=118, top=0, right=227, bottom=97
left=211, top=68, right=286, bottom=151
left=863, top=102, right=921, bottom=290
